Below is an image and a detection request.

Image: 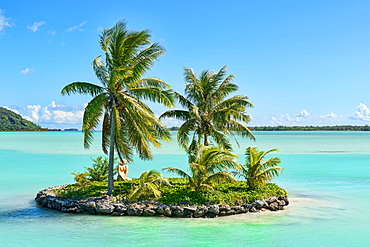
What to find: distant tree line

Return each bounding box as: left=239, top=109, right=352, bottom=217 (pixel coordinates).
left=170, top=125, right=370, bottom=131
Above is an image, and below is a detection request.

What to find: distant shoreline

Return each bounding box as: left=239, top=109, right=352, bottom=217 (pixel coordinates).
left=169, top=125, right=370, bottom=131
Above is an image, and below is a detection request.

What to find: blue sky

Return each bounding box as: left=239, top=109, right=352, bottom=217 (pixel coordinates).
left=1, top=0, right=370, bottom=129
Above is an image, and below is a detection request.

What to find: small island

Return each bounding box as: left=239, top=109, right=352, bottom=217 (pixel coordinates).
left=36, top=20, right=288, bottom=218
left=35, top=183, right=288, bottom=218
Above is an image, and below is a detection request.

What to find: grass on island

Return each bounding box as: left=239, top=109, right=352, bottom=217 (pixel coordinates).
left=54, top=178, right=287, bottom=206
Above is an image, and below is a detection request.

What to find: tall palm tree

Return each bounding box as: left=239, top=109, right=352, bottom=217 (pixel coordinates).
left=234, top=146, right=283, bottom=189
left=61, top=20, right=174, bottom=195
left=163, top=146, right=239, bottom=192
left=160, top=66, right=255, bottom=152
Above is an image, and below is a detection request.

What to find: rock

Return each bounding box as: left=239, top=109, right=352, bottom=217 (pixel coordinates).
left=219, top=205, right=230, bottom=212
left=267, top=202, right=279, bottom=211
left=208, top=205, right=219, bottom=214
left=114, top=204, right=128, bottom=214
left=230, top=206, right=243, bottom=214
left=183, top=206, right=196, bottom=212
left=249, top=206, right=258, bottom=213
left=35, top=185, right=289, bottom=218
left=254, top=200, right=267, bottom=209
left=194, top=206, right=208, bottom=218
left=143, top=208, right=156, bottom=216
left=225, top=209, right=236, bottom=216
left=204, top=212, right=217, bottom=218
left=241, top=204, right=252, bottom=210
left=96, top=202, right=115, bottom=214
left=277, top=200, right=286, bottom=206
left=79, top=201, right=96, bottom=214
left=265, top=197, right=278, bottom=205
left=127, top=206, right=143, bottom=216
left=171, top=206, right=184, bottom=217
left=219, top=211, right=227, bottom=216
left=180, top=208, right=193, bottom=218
left=157, top=205, right=172, bottom=217
left=61, top=206, right=80, bottom=213
left=111, top=212, right=125, bottom=216
left=278, top=195, right=289, bottom=206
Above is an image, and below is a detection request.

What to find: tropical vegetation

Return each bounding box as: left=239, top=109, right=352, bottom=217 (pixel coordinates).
left=61, top=20, right=174, bottom=195
left=234, top=146, right=283, bottom=189
left=163, top=146, right=239, bottom=193
left=160, top=66, right=255, bottom=152
left=85, top=156, right=118, bottom=182
left=127, top=170, right=170, bottom=201
left=55, top=179, right=287, bottom=206
left=0, top=107, right=58, bottom=131
left=55, top=20, right=287, bottom=207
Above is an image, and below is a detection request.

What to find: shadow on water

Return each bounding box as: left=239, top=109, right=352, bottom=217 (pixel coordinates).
left=0, top=201, right=62, bottom=222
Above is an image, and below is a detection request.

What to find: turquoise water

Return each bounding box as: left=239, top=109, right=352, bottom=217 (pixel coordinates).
left=1, top=131, right=370, bottom=246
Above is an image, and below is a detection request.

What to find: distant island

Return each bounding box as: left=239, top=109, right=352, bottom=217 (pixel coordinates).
left=0, top=107, right=60, bottom=131
left=169, top=125, right=370, bottom=131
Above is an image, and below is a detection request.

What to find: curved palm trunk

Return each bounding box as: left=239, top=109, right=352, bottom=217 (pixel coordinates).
left=107, top=111, right=116, bottom=196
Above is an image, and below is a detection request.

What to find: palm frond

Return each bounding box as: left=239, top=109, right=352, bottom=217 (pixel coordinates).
left=61, top=82, right=104, bottom=97
left=129, top=87, right=175, bottom=107
left=159, top=110, right=190, bottom=121
left=82, top=93, right=107, bottom=148
left=177, top=119, right=197, bottom=150
left=162, top=167, right=190, bottom=180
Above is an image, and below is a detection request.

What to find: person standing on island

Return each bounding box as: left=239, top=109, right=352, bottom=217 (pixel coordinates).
left=117, top=159, right=132, bottom=181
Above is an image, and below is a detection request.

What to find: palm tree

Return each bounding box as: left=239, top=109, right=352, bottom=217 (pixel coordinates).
left=160, top=66, right=255, bottom=152
left=234, top=146, right=283, bottom=189
left=128, top=170, right=170, bottom=201
left=163, top=146, right=239, bottom=193
left=61, top=20, right=174, bottom=195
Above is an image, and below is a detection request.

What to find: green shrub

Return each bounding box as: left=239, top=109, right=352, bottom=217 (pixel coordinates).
left=85, top=156, right=118, bottom=182
left=54, top=178, right=287, bottom=205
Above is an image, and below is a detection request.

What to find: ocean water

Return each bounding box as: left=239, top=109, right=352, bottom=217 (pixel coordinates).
left=0, top=131, right=370, bottom=246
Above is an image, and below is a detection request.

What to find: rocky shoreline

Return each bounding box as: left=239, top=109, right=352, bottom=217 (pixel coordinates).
left=35, top=186, right=289, bottom=218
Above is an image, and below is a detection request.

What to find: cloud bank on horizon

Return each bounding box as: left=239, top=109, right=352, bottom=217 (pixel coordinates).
left=4, top=102, right=370, bottom=130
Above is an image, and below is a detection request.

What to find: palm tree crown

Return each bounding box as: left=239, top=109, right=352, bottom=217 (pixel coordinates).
left=160, top=66, right=255, bottom=152
left=128, top=170, right=170, bottom=201
left=163, top=146, right=239, bottom=192
left=61, top=20, right=174, bottom=195
left=234, top=146, right=283, bottom=189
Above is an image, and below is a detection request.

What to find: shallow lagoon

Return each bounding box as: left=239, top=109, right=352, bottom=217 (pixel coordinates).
left=1, top=131, right=370, bottom=246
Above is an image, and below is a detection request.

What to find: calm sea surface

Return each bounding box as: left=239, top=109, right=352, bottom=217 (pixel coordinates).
left=1, top=131, right=370, bottom=246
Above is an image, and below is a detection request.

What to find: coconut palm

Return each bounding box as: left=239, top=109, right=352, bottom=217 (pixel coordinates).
left=128, top=170, right=170, bottom=201
left=234, top=146, right=283, bottom=189
left=61, top=20, right=174, bottom=195
left=163, top=146, right=239, bottom=192
left=160, top=66, right=255, bottom=152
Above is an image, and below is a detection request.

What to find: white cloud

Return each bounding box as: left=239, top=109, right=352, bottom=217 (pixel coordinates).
left=0, top=9, right=11, bottom=31
left=21, top=68, right=35, bottom=74
left=262, top=109, right=346, bottom=126
left=17, top=101, right=86, bottom=126
left=27, top=21, right=46, bottom=32
left=66, top=21, right=87, bottom=32
left=352, top=103, right=370, bottom=121
left=321, top=112, right=338, bottom=119
left=3, top=106, right=20, bottom=115
left=297, top=109, right=310, bottom=118
left=160, top=116, right=181, bottom=128
left=24, top=105, right=41, bottom=122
